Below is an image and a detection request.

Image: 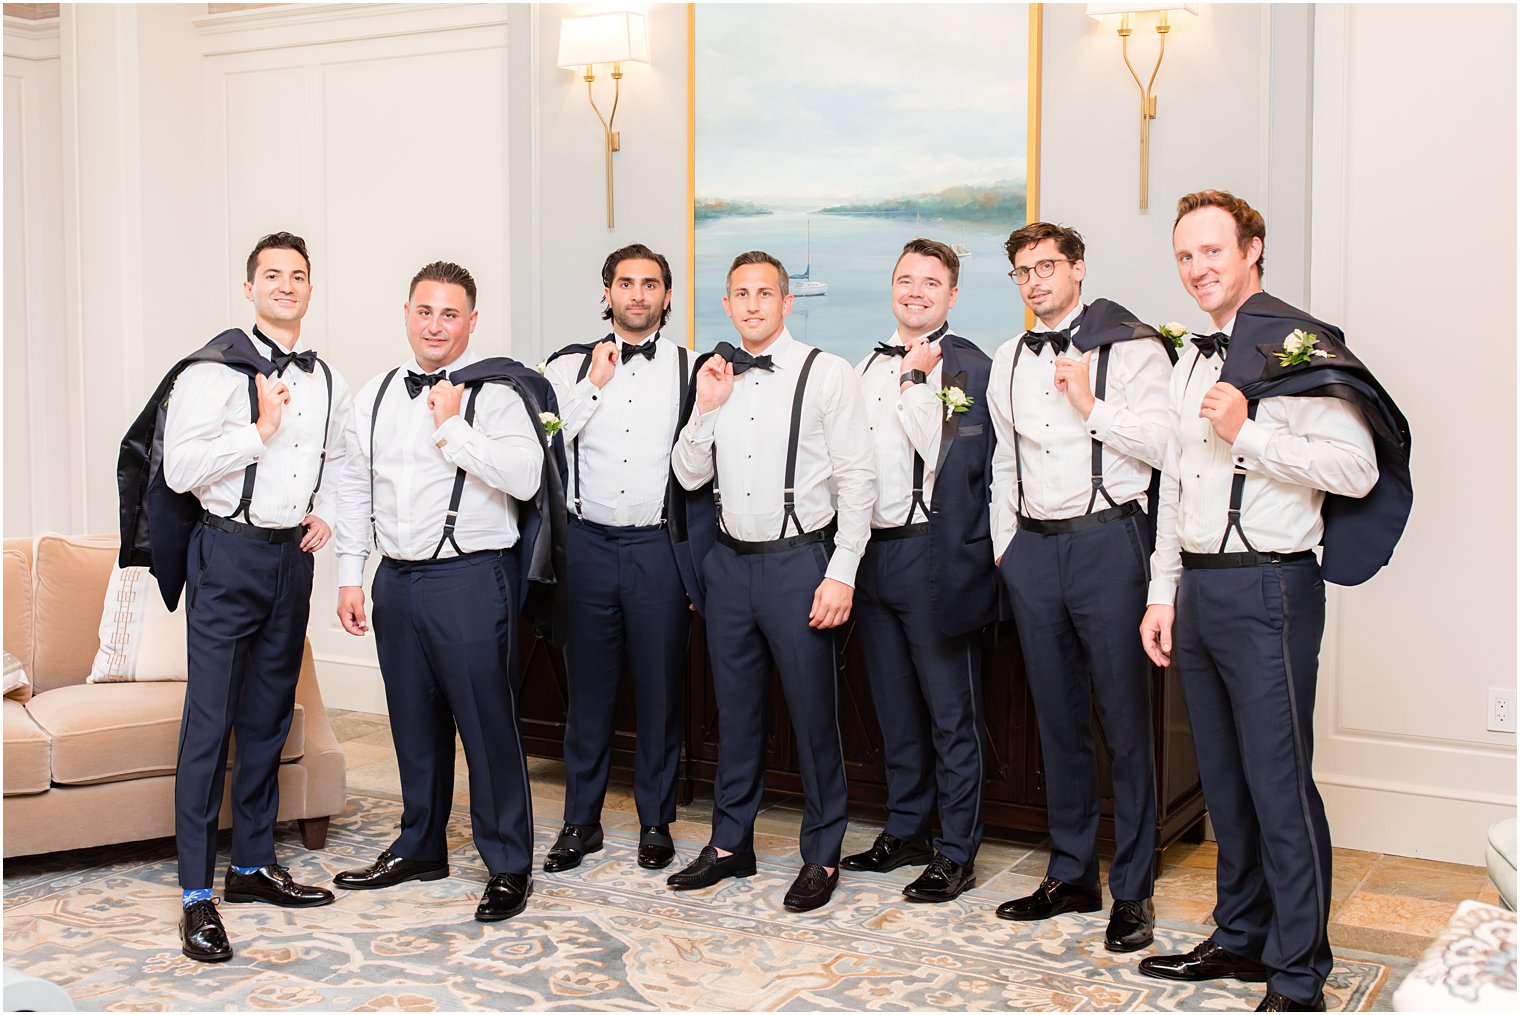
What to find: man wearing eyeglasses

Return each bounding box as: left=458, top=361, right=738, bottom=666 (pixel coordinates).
left=986, top=222, right=1174, bottom=952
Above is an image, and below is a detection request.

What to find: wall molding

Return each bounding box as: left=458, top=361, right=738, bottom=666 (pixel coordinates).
left=192, top=2, right=506, bottom=57
left=3, top=13, right=58, bottom=60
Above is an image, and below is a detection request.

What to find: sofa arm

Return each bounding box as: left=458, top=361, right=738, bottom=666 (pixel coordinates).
left=292, top=639, right=346, bottom=823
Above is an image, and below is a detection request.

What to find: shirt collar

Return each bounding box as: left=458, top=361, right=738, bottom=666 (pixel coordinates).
left=410, top=348, right=477, bottom=376
left=889, top=321, right=950, bottom=347
left=615, top=329, right=661, bottom=348
left=1034, top=303, right=1084, bottom=334
left=743, top=327, right=798, bottom=367
left=252, top=324, right=301, bottom=355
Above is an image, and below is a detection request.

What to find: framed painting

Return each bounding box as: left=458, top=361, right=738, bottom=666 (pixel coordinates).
left=686, top=3, right=1042, bottom=363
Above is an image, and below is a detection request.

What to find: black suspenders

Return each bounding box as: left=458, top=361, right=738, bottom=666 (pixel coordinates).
left=713, top=347, right=822, bottom=538
left=1183, top=349, right=1262, bottom=553
left=863, top=348, right=929, bottom=527
left=1008, top=337, right=1114, bottom=518
left=369, top=368, right=399, bottom=548
left=230, top=360, right=334, bottom=522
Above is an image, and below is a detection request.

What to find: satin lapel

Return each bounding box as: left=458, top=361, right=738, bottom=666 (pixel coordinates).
left=935, top=342, right=966, bottom=476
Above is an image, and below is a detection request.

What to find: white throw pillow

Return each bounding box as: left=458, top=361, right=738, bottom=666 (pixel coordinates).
left=3, top=650, right=29, bottom=698
left=87, top=564, right=188, bottom=682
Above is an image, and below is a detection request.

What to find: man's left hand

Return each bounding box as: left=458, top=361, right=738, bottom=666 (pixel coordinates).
left=809, top=577, right=853, bottom=629
left=1053, top=352, right=1095, bottom=417
left=1199, top=381, right=1248, bottom=443
left=300, top=514, right=331, bottom=552
left=429, top=379, right=465, bottom=429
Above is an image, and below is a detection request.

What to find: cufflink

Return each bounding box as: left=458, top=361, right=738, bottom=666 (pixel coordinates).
left=435, top=438, right=448, bottom=450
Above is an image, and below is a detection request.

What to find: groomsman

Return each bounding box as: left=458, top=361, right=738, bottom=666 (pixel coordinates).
left=333, top=261, right=552, bottom=922
left=1138, top=190, right=1406, bottom=1013
left=988, top=222, right=1173, bottom=951
left=542, top=244, right=693, bottom=873
left=668, top=251, right=875, bottom=912
left=843, top=238, right=995, bottom=902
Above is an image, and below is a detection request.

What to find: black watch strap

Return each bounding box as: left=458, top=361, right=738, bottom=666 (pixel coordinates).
left=903, top=369, right=929, bottom=386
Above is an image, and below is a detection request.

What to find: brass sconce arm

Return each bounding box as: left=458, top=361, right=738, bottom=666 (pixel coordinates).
left=580, top=63, right=625, bottom=229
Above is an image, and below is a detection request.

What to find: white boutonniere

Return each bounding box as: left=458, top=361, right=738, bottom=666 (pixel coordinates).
left=539, top=411, right=563, bottom=444
left=1158, top=322, right=1190, bottom=349
left=535, top=360, right=548, bottom=375
left=936, top=385, right=973, bottom=420
left=1274, top=328, right=1334, bottom=367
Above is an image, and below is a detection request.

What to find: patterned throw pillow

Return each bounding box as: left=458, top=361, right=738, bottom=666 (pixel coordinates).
left=3, top=650, right=28, bottom=698
left=87, top=565, right=188, bottom=682
left=1393, top=899, right=1517, bottom=1011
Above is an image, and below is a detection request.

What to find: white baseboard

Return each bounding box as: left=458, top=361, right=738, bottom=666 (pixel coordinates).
left=314, top=657, right=388, bottom=716
left=1322, top=782, right=1512, bottom=866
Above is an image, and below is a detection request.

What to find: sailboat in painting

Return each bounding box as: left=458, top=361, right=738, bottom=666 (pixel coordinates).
left=790, top=219, right=828, bottom=297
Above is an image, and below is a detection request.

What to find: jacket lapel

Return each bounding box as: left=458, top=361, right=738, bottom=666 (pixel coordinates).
left=934, top=338, right=965, bottom=476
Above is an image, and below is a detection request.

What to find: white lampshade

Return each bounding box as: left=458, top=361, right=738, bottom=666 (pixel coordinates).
left=1086, top=3, right=1199, bottom=20
left=557, top=11, right=651, bottom=69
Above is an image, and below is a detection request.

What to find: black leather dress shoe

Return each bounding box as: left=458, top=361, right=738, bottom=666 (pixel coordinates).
left=995, top=876, right=1102, bottom=921
left=783, top=862, right=839, bottom=912
left=542, top=823, right=604, bottom=873
left=902, top=853, right=976, bottom=902
left=475, top=873, right=533, bottom=921
left=1138, top=939, right=1270, bottom=982
left=224, top=865, right=335, bottom=908
left=1104, top=898, right=1155, bottom=952
left=839, top=832, right=933, bottom=873
left=1256, top=990, right=1326, bottom=1012
left=334, top=850, right=450, bottom=891
left=637, top=825, right=676, bottom=870
left=180, top=899, right=233, bottom=962
left=666, top=845, right=757, bottom=889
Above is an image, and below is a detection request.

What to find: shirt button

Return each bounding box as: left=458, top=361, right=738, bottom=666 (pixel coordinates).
left=1089, top=430, right=1097, bottom=436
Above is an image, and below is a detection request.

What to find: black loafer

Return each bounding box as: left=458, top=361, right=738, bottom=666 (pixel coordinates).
left=179, top=898, right=233, bottom=962
left=637, top=825, right=676, bottom=870
left=1139, top=939, right=1270, bottom=982
left=1105, top=898, right=1155, bottom=952
left=543, top=823, right=604, bottom=873
left=475, top=872, right=533, bottom=922
left=995, top=876, right=1101, bottom=921
left=783, top=862, right=839, bottom=912
left=839, top=832, right=933, bottom=873
left=334, top=850, right=450, bottom=891
left=902, top=853, right=976, bottom=903
left=224, top=865, right=335, bottom=908
left=1255, top=991, right=1326, bottom=1012
left=666, top=845, right=757, bottom=890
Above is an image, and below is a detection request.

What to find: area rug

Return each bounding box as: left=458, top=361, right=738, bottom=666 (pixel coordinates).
left=4, top=794, right=1405, bottom=1011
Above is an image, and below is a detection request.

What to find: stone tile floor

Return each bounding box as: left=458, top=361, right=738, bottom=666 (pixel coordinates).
left=328, top=708, right=1503, bottom=960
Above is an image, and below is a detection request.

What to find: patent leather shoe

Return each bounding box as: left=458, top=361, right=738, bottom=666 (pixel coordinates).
left=783, top=862, right=839, bottom=912
left=902, top=853, right=976, bottom=902
left=839, top=832, right=933, bottom=873
left=1256, top=991, right=1326, bottom=1012
left=543, top=823, right=604, bottom=873
left=995, top=876, right=1101, bottom=921
left=1104, top=898, right=1155, bottom=952
left=637, top=825, right=676, bottom=870
left=666, top=845, right=757, bottom=889
left=223, top=864, right=335, bottom=908
left=334, top=849, right=449, bottom=891
left=179, top=899, right=233, bottom=962
left=1138, top=939, right=1270, bottom=982
left=475, top=873, right=533, bottom=921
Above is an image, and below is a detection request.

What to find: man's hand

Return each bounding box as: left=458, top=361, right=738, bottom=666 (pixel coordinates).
left=337, top=586, right=368, bottom=636
left=1053, top=352, right=1096, bottom=418
left=428, top=379, right=465, bottom=429
left=299, top=514, right=330, bottom=552
left=587, top=340, right=617, bottom=389
left=809, top=577, right=853, bottom=629
left=1199, top=381, right=1248, bottom=444
left=254, top=372, right=290, bottom=442
left=695, top=356, right=735, bottom=414
left=1140, top=604, right=1174, bottom=667
left=899, top=337, right=942, bottom=386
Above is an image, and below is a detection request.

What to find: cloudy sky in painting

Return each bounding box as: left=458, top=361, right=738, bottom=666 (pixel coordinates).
left=695, top=4, right=1030, bottom=209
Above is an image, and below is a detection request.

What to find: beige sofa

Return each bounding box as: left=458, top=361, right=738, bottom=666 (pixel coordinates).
left=2, top=533, right=345, bottom=859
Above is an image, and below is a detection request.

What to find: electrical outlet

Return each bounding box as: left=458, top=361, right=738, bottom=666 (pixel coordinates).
left=1489, top=687, right=1515, bottom=733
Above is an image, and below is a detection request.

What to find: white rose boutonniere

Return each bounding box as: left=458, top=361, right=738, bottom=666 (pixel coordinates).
left=535, top=360, right=549, bottom=375
left=539, top=411, right=564, bottom=445
left=1158, top=322, right=1189, bottom=349
left=935, top=385, right=973, bottom=421
left=1274, top=328, right=1334, bottom=367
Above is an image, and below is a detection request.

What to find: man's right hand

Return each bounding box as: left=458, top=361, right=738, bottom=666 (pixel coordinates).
left=587, top=340, right=618, bottom=389
left=255, top=372, right=290, bottom=442
left=695, top=356, right=735, bottom=414
left=337, top=586, right=368, bottom=636
left=1139, top=604, right=1174, bottom=667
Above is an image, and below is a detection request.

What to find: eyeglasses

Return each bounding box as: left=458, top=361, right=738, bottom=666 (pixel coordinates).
left=1008, top=259, right=1073, bottom=284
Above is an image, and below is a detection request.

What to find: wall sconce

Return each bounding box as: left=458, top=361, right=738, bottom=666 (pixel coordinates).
left=557, top=11, right=651, bottom=230
left=1087, top=3, right=1198, bottom=211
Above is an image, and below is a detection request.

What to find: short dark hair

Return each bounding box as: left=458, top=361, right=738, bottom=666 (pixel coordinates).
left=1003, top=221, right=1086, bottom=266
left=409, top=261, right=478, bottom=309
left=245, top=231, right=310, bottom=282
left=725, top=250, right=789, bottom=298
left=1174, top=189, right=1267, bottom=279
left=896, top=237, right=960, bottom=288
left=601, top=243, right=674, bottom=327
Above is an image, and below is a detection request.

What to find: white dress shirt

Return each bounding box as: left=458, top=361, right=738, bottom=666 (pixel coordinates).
left=856, top=329, right=944, bottom=529
left=988, top=303, right=1173, bottom=557
left=334, top=348, right=544, bottom=586
left=672, top=329, right=876, bottom=587
left=163, top=331, right=351, bottom=530
left=545, top=334, right=690, bottom=527
left=1146, top=316, right=1379, bottom=605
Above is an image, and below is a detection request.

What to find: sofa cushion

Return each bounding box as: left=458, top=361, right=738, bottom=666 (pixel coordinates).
left=88, top=563, right=188, bottom=683
left=32, top=534, right=116, bottom=693
left=4, top=698, right=51, bottom=795
left=3, top=544, right=33, bottom=700
left=24, top=684, right=305, bottom=786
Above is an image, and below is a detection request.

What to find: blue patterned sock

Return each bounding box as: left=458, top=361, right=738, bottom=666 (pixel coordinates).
left=182, top=888, right=213, bottom=908
left=230, top=864, right=262, bottom=875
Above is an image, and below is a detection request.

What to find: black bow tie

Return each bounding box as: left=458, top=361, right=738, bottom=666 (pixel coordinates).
left=1022, top=329, right=1070, bottom=356
left=621, top=341, right=657, bottom=364
left=873, top=342, right=907, bottom=357
left=730, top=348, right=774, bottom=375
left=405, top=370, right=447, bottom=398
left=1191, top=332, right=1230, bottom=359
left=272, top=349, right=317, bottom=375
